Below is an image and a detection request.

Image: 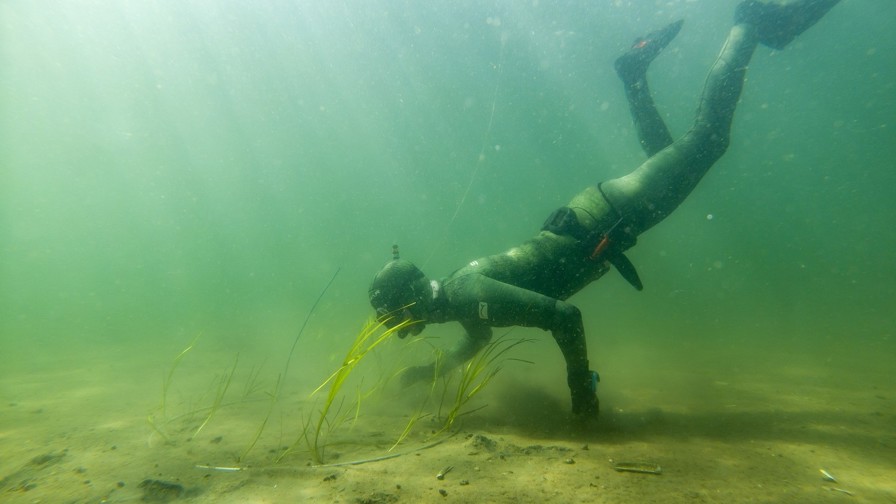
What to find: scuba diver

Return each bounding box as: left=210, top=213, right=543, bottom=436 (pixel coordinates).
left=368, top=0, right=841, bottom=420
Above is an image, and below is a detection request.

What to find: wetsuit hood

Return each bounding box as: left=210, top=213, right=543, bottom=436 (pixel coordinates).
left=368, top=259, right=431, bottom=335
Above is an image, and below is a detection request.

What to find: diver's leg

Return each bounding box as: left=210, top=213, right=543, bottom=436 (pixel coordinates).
left=600, top=0, right=839, bottom=235
left=601, top=24, right=758, bottom=234
left=614, top=20, right=683, bottom=157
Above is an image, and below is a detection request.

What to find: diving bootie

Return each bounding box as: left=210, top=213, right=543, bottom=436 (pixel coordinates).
left=614, top=19, right=684, bottom=84
left=734, top=0, right=841, bottom=50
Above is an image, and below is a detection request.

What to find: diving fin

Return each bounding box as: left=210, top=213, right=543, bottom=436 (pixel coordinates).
left=734, top=0, right=841, bottom=50
left=615, top=19, right=684, bottom=84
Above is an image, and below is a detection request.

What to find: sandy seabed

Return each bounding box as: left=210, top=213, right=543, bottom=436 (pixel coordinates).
left=1, top=335, right=894, bottom=504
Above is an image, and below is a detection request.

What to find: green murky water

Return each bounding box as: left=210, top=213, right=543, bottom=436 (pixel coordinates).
left=1, top=1, right=893, bottom=502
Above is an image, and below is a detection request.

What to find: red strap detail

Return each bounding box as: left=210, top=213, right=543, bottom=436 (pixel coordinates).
left=589, top=235, right=610, bottom=261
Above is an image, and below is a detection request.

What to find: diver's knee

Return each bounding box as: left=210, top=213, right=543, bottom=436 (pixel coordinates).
left=687, top=128, right=730, bottom=162
left=552, top=301, right=582, bottom=332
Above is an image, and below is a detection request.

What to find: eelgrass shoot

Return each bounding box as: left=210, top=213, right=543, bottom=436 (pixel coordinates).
left=435, top=335, right=533, bottom=435
left=147, top=333, right=201, bottom=442
left=277, top=312, right=417, bottom=464
left=390, top=349, right=444, bottom=450
left=192, top=354, right=239, bottom=440
left=160, top=333, right=200, bottom=417
left=237, top=268, right=339, bottom=462
left=239, top=374, right=281, bottom=462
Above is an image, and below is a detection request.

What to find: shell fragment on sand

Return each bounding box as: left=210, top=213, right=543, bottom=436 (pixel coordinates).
left=612, top=461, right=662, bottom=475
left=819, top=468, right=837, bottom=482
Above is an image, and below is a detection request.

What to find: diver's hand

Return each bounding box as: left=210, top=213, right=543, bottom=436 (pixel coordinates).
left=400, top=364, right=435, bottom=388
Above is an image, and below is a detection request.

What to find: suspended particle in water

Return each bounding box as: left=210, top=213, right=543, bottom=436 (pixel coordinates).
left=706, top=214, right=713, bottom=220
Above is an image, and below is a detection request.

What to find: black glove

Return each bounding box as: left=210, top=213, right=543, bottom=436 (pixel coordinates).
left=568, top=369, right=600, bottom=417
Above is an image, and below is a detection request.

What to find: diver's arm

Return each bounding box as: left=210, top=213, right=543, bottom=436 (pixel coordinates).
left=400, top=322, right=492, bottom=387
left=441, top=321, right=493, bottom=372
left=452, top=272, right=598, bottom=415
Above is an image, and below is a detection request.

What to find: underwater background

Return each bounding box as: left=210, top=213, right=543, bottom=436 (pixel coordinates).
left=1, top=1, right=894, bottom=502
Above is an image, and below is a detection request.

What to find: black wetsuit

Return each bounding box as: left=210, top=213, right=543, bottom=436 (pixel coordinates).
left=416, top=21, right=759, bottom=416
left=375, top=0, right=841, bottom=417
